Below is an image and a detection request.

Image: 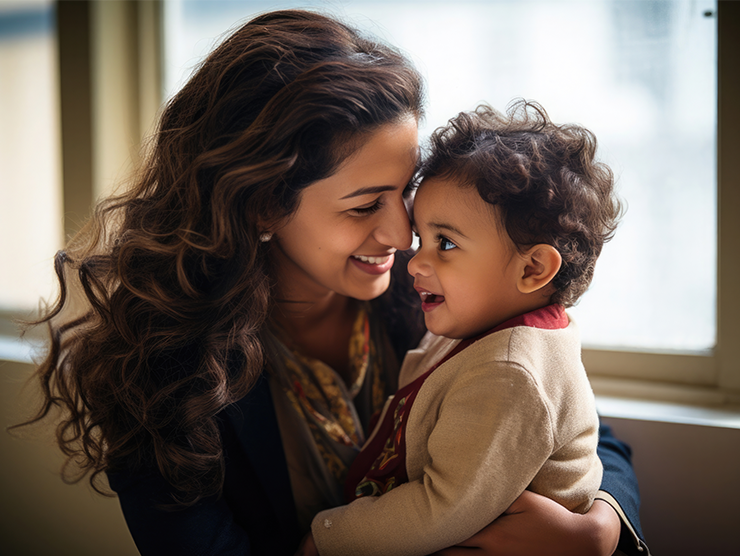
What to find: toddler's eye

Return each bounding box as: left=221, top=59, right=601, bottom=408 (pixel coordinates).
left=439, top=236, right=457, bottom=251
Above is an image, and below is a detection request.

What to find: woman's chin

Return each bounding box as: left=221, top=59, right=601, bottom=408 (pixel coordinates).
left=349, top=274, right=391, bottom=301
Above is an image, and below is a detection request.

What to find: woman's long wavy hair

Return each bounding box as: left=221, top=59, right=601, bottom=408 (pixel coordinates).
left=16, top=9, right=424, bottom=506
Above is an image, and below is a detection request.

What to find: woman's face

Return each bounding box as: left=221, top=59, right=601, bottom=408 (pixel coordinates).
left=272, top=118, right=419, bottom=302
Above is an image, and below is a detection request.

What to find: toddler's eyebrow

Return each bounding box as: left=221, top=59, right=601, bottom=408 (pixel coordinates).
left=340, top=185, right=397, bottom=199
left=428, top=221, right=469, bottom=239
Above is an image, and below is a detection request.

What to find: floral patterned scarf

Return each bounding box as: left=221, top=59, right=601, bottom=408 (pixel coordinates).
left=264, top=302, right=396, bottom=531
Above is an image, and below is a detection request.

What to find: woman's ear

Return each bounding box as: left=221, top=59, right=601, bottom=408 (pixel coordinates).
left=517, top=244, right=562, bottom=294
left=256, top=215, right=282, bottom=240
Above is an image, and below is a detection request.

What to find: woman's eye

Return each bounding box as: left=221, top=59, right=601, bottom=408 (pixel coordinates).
left=439, top=236, right=457, bottom=251
left=350, top=199, right=383, bottom=216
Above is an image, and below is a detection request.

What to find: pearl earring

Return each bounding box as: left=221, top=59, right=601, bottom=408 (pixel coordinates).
left=259, top=232, right=273, bottom=243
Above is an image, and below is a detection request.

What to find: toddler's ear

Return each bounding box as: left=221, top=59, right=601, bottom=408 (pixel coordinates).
left=517, top=244, right=562, bottom=294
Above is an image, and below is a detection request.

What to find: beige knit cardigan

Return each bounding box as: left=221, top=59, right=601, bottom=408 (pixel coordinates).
left=312, top=318, right=602, bottom=556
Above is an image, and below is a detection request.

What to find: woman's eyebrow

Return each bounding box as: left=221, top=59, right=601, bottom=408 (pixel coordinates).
left=339, top=185, right=397, bottom=199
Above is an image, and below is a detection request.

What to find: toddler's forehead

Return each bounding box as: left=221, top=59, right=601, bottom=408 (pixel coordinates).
left=417, top=175, right=468, bottom=191
left=414, top=177, right=495, bottom=220
left=417, top=177, right=494, bottom=212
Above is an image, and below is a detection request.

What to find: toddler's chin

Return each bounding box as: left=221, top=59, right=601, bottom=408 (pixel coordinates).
left=423, top=318, right=445, bottom=338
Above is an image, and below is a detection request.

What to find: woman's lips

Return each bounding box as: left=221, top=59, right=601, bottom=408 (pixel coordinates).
left=350, top=253, right=395, bottom=275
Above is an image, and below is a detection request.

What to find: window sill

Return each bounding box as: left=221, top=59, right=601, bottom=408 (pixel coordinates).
left=592, top=376, right=740, bottom=430
left=4, top=334, right=740, bottom=430
left=0, top=334, right=35, bottom=364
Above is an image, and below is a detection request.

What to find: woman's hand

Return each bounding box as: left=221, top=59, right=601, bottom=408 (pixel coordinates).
left=434, top=491, right=621, bottom=556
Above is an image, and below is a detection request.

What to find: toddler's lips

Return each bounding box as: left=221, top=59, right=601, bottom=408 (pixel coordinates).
left=417, top=289, right=445, bottom=312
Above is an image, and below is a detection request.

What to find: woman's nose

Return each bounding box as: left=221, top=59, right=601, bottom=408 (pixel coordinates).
left=375, top=197, right=413, bottom=250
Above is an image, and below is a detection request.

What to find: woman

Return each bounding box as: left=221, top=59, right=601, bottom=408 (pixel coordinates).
left=21, top=10, right=646, bottom=556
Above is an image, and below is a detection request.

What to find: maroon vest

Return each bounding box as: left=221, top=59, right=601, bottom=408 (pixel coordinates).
left=344, top=304, right=568, bottom=502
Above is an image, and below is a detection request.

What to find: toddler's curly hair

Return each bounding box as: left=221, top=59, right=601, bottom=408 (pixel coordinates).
left=420, top=100, right=622, bottom=307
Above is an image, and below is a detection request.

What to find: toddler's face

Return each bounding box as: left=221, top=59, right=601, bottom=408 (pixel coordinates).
left=408, top=177, right=525, bottom=339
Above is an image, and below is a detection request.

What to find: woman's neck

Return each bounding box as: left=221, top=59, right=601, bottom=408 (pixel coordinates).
left=272, top=293, right=358, bottom=382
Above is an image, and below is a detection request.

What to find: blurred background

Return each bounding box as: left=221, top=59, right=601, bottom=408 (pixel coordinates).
left=1, top=1, right=738, bottom=555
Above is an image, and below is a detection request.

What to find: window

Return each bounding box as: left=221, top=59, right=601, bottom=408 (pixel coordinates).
left=3, top=1, right=737, bottom=403
left=163, top=0, right=737, bottom=400
left=164, top=0, right=716, bottom=352
left=0, top=0, right=61, bottom=314
left=0, top=0, right=160, bottom=359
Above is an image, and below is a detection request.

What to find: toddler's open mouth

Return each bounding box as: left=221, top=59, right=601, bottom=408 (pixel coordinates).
left=419, top=291, right=444, bottom=304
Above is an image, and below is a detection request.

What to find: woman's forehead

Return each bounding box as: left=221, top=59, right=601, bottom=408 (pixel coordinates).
left=304, top=119, right=420, bottom=201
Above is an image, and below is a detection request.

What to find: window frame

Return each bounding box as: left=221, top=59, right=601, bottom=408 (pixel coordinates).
left=584, top=0, right=740, bottom=405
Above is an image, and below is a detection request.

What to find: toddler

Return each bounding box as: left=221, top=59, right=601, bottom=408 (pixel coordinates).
left=303, top=100, right=621, bottom=556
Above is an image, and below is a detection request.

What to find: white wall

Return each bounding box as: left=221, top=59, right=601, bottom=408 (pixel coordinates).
left=603, top=415, right=740, bottom=556
left=0, top=360, right=137, bottom=556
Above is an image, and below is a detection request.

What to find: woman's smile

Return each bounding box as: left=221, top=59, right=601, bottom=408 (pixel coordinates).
left=350, top=253, right=396, bottom=275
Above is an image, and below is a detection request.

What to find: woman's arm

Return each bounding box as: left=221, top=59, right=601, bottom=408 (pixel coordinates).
left=434, top=491, right=620, bottom=556
left=436, top=422, right=649, bottom=556
left=108, top=468, right=254, bottom=556
left=108, top=372, right=303, bottom=556
left=594, top=422, right=650, bottom=555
